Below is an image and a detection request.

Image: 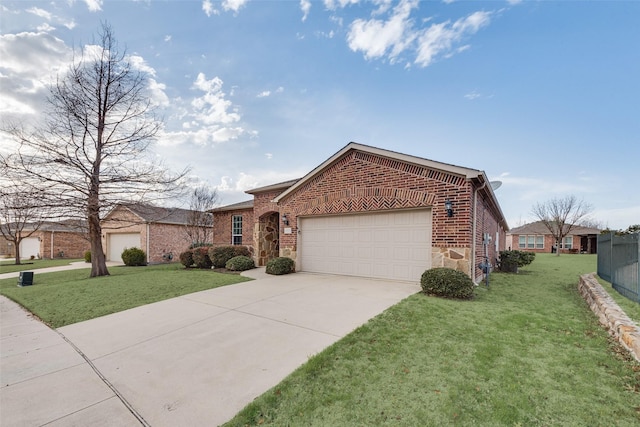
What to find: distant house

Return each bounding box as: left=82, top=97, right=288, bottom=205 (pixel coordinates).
left=101, top=203, right=209, bottom=264
left=0, top=221, right=90, bottom=260
left=507, top=221, right=600, bottom=254
left=211, top=142, right=509, bottom=283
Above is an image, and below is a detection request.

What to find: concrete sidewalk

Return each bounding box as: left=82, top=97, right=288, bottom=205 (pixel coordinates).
left=1, top=269, right=419, bottom=426
left=0, top=261, right=124, bottom=281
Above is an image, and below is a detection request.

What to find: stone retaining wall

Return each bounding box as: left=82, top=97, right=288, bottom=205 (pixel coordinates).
left=578, top=273, right=640, bottom=362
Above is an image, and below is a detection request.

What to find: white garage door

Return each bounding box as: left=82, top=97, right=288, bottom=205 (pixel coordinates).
left=299, top=209, right=432, bottom=282
left=108, top=233, right=141, bottom=262
left=19, top=237, right=40, bottom=259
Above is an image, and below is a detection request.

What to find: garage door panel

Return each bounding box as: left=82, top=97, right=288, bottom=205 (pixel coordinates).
left=299, top=209, right=432, bottom=282
left=108, top=233, right=141, bottom=262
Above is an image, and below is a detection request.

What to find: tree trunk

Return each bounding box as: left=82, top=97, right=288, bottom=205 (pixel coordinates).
left=13, top=238, right=21, bottom=265
left=88, top=201, right=109, bottom=277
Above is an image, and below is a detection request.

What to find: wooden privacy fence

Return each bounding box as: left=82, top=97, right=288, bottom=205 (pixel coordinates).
left=597, top=232, right=640, bottom=302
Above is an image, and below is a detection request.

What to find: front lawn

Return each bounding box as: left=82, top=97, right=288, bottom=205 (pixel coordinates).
left=225, top=254, right=640, bottom=426
left=0, top=258, right=85, bottom=274
left=0, top=263, right=251, bottom=327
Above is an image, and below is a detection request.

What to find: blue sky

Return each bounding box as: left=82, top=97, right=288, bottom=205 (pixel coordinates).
left=1, top=0, right=638, bottom=230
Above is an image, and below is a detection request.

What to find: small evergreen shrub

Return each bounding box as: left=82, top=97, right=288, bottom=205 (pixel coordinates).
left=179, top=250, right=194, bottom=268
left=192, top=247, right=213, bottom=269
left=225, top=255, right=255, bottom=271
left=266, top=257, right=295, bottom=275
left=498, top=250, right=536, bottom=272
left=209, top=245, right=251, bottom=268
left=420, top=267, right=474, bottom=299
left=121, top=247, right=147, bottom=266
left=84, top=251, right=91, bottom=263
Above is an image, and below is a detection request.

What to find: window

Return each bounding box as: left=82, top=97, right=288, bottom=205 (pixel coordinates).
left=232, top=215, right=242, bottom=245
left=561, top=236, right=572, bottom=249
left=518, top=235, right=544, bottom=249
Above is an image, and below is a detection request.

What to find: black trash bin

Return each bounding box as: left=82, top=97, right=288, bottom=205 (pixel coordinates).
left=18, top=271, right=34, bottom=287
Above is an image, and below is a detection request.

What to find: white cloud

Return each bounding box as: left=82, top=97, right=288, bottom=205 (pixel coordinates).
left=27, top=7, right=52, bottom=20
left=191, top=73, right=240, bottom=125
left=83, top=0, right=103, bottom=12
left=265, top=153, right=273, bottom=159
left=148, top=79, right=169, bottom=107
left=37, top=23, right=55, bottom=33
left=300, top=0, right=311, bottom=21
left=0, top=31, right=71, bottom=115
left=347, top=0, right=418, bottom=62
left=129, top=54, right=157, bottom=76
left=324, top=0, right=361, bottom=10
left=164, top=35, right=172, bottom=42
left=415, top=11, right=491, bottom=67
left=464, top=90, right=481, bottom=100
left=222, top=0, right=247, bottom=13
left=202, top=0, right=218, bottom=17
left=257, top=90, right=271, bottom=98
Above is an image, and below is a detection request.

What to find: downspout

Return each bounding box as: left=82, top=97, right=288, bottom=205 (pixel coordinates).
left=473, top=179, right=487, bottom=283
left=50, top=231, right=55, bottom=259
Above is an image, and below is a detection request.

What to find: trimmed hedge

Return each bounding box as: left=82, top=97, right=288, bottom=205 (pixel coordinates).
left=121, top=247, right=147, bottom=266
left=84, top=251, right=91, bottom=263
left=225, top=255, right=255, bottom=272
left=266, top=257, right=295, bottom=275
left=498, top=250, right=536, bottom=272
left=192, top=247, right=213, bottom=269
left=421, top=267, right=474, bottom=299
left=209, top=245, right=251, bottom=268
left=179, top=250, right=194, bottom=268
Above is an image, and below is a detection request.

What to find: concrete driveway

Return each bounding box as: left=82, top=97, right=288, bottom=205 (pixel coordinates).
left=1, top=269, right=419, bottom=426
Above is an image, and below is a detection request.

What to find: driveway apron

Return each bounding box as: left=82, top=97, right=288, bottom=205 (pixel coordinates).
left=5, top=270, right=420, bottom=426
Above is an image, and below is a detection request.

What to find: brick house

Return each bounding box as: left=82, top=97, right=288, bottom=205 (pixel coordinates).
left=211, top=142, right=508, bottom=283
left=507, top=221, right=599, bottom=254
left=101, top=203, right=210, bottom=263
left=0, top=221, right=90, bottom=260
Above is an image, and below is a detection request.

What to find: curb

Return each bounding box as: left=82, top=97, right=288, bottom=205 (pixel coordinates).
left=578, top=273, right=640, bottom=362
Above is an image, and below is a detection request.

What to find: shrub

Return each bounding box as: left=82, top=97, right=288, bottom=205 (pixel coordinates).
left=189, top=242, right=213, bottom=250
left=420, top=267, right=474, bottom=300
left=225, top=255, right=255, bottom=271
left=266, top=257, right=295, bottom=275
left=84, top=251, right=91, bottom=263
left=209, top=245, right=251, bottom=268
left=179, top=250, right=194, bottom=268
left=121, top=247, right=147, bottom=266
left=499, top=250, right=536, bottom=272
left=192, top=247, right=213, bottom=269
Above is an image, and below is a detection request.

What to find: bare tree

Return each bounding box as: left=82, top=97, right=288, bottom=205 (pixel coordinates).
left=0, top=184, right=51, bottom=265
left=1, top=23, right=187, bottom=277
left=531, top=195, right=593, bottom=256
left=184, top=186, right=218, bottom=247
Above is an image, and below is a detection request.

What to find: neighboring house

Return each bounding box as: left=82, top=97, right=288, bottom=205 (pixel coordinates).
left=101, top=203, right=209, bottom=263
left=507, top=221, right=600, bottom=254
left=0, top=221, right=90, bottom=260
left=211, top=142, right=509, bottom=283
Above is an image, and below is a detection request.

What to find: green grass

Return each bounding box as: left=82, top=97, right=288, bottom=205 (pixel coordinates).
left=225, top=254, right=640, bottom=426
left=596, top=276, right=640, bottom=325
left=0, top=258, right=85, bottom=274
left=0, top=263, right=250, bottom=327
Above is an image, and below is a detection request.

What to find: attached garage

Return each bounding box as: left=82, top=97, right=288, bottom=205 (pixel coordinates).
left=107, top=233, right=141, bottom=262
left=299, top=209, right=432, bottom=282
left=19, top=237, right=40, bottom=259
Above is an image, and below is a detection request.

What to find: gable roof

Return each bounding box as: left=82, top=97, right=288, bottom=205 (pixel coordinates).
left=245, top=179, right=300, bottom=195
left=209, top=199, right=254, bottom=213
left=273, top=142, right=485, bottom=204
left=509, top=221, right=600, bottom=236
left=112, top=203, right=203, bottom=226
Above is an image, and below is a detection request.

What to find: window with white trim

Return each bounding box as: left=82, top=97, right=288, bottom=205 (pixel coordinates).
left=518, top=235, right=544, bottom=249
left=561, top=236, right=572, bottom=249
left=232, top=215, right=243, bottom=245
